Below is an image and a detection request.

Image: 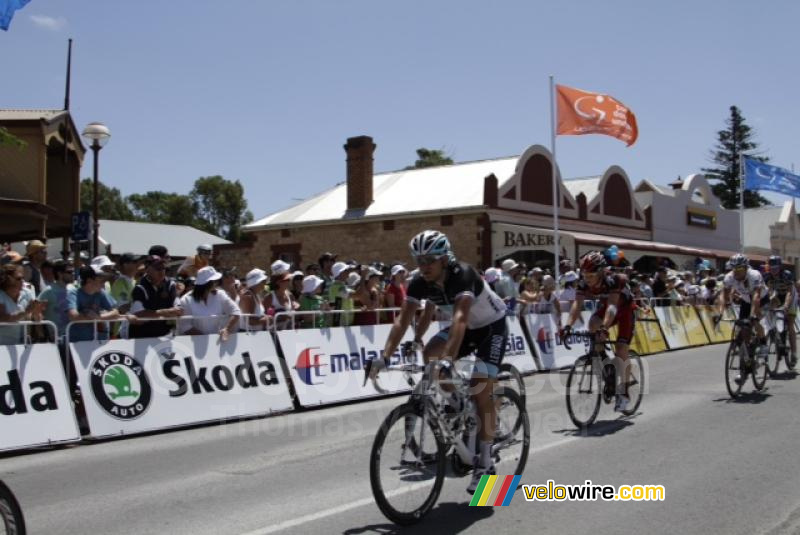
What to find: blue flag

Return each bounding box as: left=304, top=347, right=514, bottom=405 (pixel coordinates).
left=0, top=0, right=31, bottom=31
left=744, top=157, right=800, bottom=198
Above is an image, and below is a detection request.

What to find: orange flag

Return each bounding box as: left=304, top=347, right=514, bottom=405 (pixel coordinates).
left=556, top=84, right=638, bottom=146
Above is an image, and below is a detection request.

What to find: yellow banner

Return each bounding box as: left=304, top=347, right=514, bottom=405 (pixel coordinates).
left=696, top=305, right=733, bottom=343
left=606, top=305, right=667, bottom=355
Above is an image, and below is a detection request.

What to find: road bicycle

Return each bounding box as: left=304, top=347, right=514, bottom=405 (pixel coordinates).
left=0, top=480, right=26, bottom=535
left=365, top=350, right=530, bottom=525
left=564, top=330, right=644, bottom=429
left=724, top=319, right=768, bottom=398
left=764, top=309, right=796, bottom=376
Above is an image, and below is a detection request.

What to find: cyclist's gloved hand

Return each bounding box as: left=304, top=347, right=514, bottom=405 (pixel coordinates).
left=559, top=325, right=572, bottom=339
left=596, top=326, right=610, bottom=341
left=364, top=356, right=388, bottom=386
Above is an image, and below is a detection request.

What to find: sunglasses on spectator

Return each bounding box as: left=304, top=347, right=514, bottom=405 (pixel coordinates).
left=415, top=255, right=443, bottom=266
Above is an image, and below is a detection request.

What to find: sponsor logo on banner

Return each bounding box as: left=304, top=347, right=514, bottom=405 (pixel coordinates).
left=294, top=345, right=414, bottom=387
left=505, top=334, right=527, bottom=357
left=162, top=351, right=279, bottom=396
left=1, top=369, right=58, bottom=415
left=537, top=328, right=553, bottom=354
left=90, top=351, right=152, bottom=420
left=71, top=332, right=294, bottom=438
left=1, top=342, right=80, bottom=452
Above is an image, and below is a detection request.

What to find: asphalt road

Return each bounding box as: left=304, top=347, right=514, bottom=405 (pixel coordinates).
left=2, top=342, right=800, bottom=535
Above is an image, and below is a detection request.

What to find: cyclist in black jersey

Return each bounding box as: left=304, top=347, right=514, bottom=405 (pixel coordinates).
left=373, top=230, right=508, bottom=494
left=764, top=255, right=797, bottom=362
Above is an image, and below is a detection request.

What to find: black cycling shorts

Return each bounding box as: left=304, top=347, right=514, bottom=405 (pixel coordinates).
left=433, top=316, right=508, bottom=377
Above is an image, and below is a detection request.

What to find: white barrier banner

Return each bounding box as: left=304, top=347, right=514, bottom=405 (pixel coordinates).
left=504, top=315, right=538, bottom=373
left=70, top=332, right=294, bottom=438
left=522, top=312, right=591, bottom=370
left=1, top=343, right=80, bottom=452
left=277, top=324, right=419, bottom=407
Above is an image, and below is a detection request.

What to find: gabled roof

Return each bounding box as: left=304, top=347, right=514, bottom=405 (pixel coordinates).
left=246, top=156, right=519, bottom=230
left=98, top=220, right=231, bottom=257
left=0, top=109, right=67, bottom=122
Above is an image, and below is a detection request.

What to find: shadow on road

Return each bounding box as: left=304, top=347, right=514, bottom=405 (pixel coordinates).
left=768, top=370, right=798, bottom=381
left=343, top=501, right=494, bottom=535
left=553, top=418, right=634, bottom=438
left=712, top=391, right=772, bottom=404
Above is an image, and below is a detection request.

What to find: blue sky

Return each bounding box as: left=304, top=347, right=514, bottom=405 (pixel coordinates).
left=2, top=1, right=797, bottom=219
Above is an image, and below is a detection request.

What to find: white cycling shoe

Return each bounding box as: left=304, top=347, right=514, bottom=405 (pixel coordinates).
left=614, top=394, right=630, bottom=413
left=467, top=458, right=496, bottom=494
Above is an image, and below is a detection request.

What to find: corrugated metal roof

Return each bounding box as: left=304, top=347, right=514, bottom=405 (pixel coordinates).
left=0, top=109, right=66, bottom=122
left=97, top=220, right=231, bottom=257
left=246, top=156, right=520, bottom=229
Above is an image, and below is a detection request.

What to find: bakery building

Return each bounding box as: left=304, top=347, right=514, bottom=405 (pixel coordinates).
left=220, top=135, right=743, bottom=273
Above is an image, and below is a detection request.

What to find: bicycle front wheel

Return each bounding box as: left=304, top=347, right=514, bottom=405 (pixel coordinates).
left=498, top=362, right=526, bottom=405
left=369, top=402, right=446, bottom=525
left=492, top=386, right=530, bottom=477
left=725, top=342, right=744, bottom=398
left=752, top=344, right=768, bottom=391
left=0, top=480, right=26, bottom=535
left=566, top=357, right=601, bottom=429
left=621, top=352, right=644, bottom=416
left=766, top=331, right=780, bottom=377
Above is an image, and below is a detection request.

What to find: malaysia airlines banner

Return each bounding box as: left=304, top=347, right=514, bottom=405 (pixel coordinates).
left=744, top=158, right=800, bottom=197
left=69, top=332, right=294, bottom=438
left=277, top=324, right=419, bottom=407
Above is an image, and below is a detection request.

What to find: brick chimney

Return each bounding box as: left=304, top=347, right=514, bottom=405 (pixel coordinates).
left=344, top=135, right=376, bottom=211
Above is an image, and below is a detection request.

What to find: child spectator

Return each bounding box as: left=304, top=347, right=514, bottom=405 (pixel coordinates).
left=298, top=275, right=330, bottom=328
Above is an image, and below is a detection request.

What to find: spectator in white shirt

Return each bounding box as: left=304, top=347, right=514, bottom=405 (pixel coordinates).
left=178, top=266, right=240, bottom=340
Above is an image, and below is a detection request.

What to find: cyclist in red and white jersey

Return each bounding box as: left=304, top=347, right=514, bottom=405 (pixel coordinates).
left=562, top=250, right=636, bottom=412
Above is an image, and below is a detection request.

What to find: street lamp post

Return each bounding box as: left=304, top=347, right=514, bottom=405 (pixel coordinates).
left=81, top=122, right=111, bottom=258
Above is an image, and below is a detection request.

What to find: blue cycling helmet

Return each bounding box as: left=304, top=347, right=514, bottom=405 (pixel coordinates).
left=768, top=255, right=782, bottom=267
left=409, top=230, right=451, bottom=258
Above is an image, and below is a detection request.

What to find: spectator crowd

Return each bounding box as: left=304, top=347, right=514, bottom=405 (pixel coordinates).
left=0, top=239, right=768, bottom=350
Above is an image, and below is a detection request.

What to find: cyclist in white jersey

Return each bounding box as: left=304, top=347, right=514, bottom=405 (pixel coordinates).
left=715, top=254, right=769, bottom=381
left=371, top=230, right=508, bottom=494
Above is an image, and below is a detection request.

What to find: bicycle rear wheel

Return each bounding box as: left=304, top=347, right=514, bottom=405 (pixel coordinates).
left=620, top=352, right=644, bottom=416
left=566, top=356, right=601, bottom=429
left=781, top=329, right=796, bottom=370
left=492, top=387, right=530, bottom=477
left=369, top=402, right=446, bottom=525
left=725, top=342, right=744, bottom=398
left=0, top=480, right=26, bottom=535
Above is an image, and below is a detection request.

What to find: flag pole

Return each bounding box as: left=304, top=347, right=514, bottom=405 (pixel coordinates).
left=739, top=153, right=745, bottom=253
left=549, top=75, right=560, bottom=283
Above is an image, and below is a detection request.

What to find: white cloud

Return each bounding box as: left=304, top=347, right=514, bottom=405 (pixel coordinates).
left=29, top=15, right=67, bottom=31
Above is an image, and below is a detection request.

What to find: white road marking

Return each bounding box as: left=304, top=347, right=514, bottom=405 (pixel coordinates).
left=238, top=436, right=579, bottom=535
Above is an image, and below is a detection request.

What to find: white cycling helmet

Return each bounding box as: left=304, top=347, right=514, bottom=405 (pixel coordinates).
left=409, top=230, right=451, bottom=258
left=728, top=253, right=749, bottom=269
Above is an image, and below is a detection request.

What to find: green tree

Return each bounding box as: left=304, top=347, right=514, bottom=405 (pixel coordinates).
left=79, top=178, right=134, bottom=221
left=404, top=148, right=454, bottom=170
left=0, top=127, right=26, bottom=149
left=702, top=106, right=769, bottom=209
left=128, top=191, right=198, bottom=226
left=190, top=175, right=254, bottom=242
